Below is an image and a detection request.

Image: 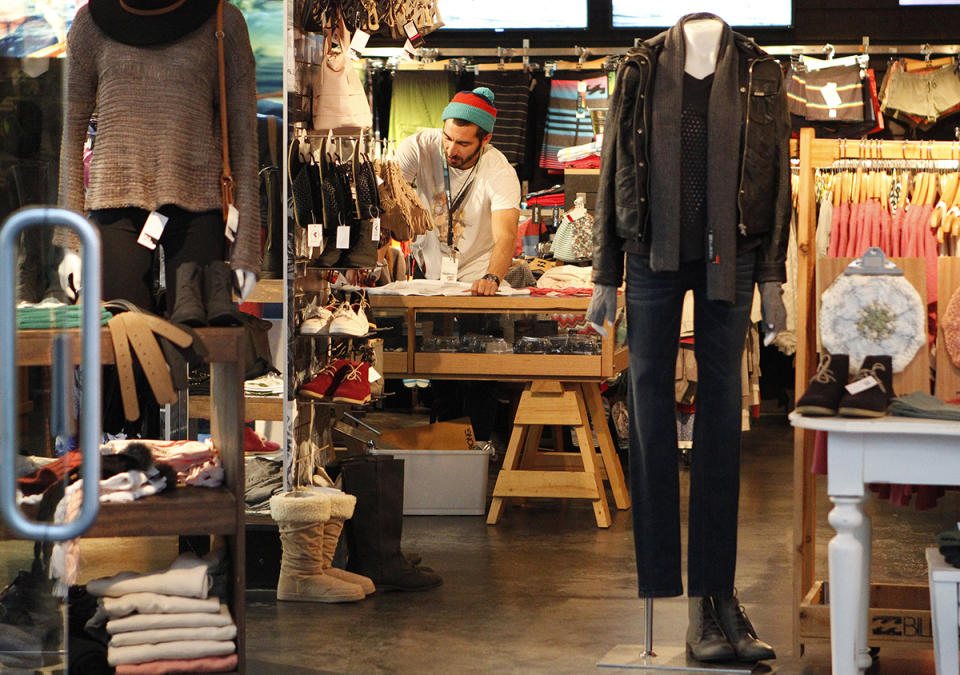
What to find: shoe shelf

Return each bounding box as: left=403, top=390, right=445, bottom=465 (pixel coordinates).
left=5, top=326, right=248, bottom=671
left=296, top=327, right=392, bottom=340
left=368, top=295, right=628, bottom=382
left=241, top=278, right=284, bottom=304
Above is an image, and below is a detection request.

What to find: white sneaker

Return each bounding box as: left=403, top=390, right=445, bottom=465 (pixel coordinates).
left=328, top=303, right=368, bottom=337
left=300, top=305, right=334, bottom=334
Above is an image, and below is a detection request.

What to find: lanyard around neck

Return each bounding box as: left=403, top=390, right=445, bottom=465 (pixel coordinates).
left=441, top=145, right=482, bottom=248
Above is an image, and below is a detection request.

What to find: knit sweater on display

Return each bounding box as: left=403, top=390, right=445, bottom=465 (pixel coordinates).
left=56, top=5, right=261, bottom=273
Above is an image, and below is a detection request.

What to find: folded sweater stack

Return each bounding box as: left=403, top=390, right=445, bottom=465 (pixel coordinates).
left=85, top=553, right=237, bottom=673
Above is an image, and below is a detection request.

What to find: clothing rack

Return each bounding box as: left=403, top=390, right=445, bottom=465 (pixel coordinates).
left=792, top=128, right=957, bottom=655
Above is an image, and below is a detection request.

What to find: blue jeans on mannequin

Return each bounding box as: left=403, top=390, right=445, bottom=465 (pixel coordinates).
left=626, top=248, right=757, bottom=598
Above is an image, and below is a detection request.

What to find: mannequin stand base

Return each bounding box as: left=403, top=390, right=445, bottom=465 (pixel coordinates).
left=597, top=644, right=760, bottom=673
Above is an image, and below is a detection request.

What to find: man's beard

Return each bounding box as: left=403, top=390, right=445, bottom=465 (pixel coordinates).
left=448, top=143, right=483, bottom=169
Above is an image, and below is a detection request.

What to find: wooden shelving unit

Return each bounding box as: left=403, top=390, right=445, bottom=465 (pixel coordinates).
left=7, top=326, right=247, bottom=671
left=190, top=395, right=284, bottom=422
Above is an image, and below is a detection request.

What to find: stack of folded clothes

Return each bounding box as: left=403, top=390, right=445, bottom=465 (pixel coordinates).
left=84, top=553, right=238, bottom=674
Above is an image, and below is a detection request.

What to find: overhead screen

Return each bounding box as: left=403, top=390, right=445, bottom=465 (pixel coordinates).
left=612, top=2, right=792, bottom=28
left=440, top=0, right=588, bottom=29
left=900, top=1, right=960, bottom=4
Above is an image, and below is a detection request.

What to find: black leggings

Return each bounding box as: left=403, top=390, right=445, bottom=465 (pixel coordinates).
left=89, top=205, right=225, bottom=313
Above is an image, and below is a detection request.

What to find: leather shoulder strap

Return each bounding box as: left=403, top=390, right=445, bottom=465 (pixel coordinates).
left=216, top=0, right=233, bottom=218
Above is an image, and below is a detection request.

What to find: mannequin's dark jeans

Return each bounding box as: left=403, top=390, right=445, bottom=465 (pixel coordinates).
left=625, top=249, right=756, bottom=598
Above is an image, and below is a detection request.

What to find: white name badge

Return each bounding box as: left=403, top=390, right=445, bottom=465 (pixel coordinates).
left=136, top=211, right=168, bottom=250
left=440, top=255, right=459, bottom=283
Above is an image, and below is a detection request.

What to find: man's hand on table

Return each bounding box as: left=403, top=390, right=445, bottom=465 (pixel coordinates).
left=471, top=276, right=499, bottom=296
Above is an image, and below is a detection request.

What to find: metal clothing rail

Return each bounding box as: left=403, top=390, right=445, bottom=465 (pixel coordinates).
left=361, top=41, right=960, bottom=60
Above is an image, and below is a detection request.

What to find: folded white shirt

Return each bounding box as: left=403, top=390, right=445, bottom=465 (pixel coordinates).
left=107, top=605, right=233, bottom=635
left=109, top=623, right=237, bottom=647
left=87, top=553, right=210, bottom=599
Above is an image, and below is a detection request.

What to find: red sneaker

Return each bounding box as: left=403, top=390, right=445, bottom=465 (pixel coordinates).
left=327, top=361, right=371, bottom=405
left=244, top=426, right=280, bottom=453
left=299, top=360, right=348, bottom=400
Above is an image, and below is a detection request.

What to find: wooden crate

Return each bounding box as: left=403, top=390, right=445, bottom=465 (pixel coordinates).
left=800, top=580, right=933, bottom=648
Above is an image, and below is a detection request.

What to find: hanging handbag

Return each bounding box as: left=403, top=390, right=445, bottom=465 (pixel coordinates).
left=312, top=15, right=372, bottom=132
left=551, top=211, right=593, bottom=262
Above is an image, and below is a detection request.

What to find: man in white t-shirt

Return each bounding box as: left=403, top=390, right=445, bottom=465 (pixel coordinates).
left=395, top=87, right=521, bottom=295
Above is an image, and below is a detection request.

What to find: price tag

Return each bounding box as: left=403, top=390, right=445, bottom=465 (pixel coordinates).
left=336, top=225, right=351, bottom=249
left=372, top=217, right=381, bottom=241
left=368, top=366, right=383, bottom=384
left=349, top=29, right=370, bottom=59
left=137, top=211, right=168, bottom=250
left=403, top=21, right=423, bottom=48
left=440, top=255, right=459, bottom=282
left=307, top=223, right=323, bottom=248
left=566, top=206, right=587, bottom=221
left=845, top=375, right=879, bottom=395
left=224, top=204, right=240, bottom=243
left=821, top=82, right=843, bottom=110
left=402, top=39, right=417, bottom=58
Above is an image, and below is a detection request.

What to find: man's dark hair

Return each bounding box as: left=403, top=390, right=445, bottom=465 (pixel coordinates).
left=450, top=117, right=491, bottom=140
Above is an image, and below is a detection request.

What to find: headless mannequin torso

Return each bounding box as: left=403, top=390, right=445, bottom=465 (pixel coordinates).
left=682, top=18, right=722, bottom=78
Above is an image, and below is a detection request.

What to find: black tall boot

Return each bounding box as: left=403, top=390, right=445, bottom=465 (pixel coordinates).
left=203, top=261, right=242, bottom=327
left=168, top=262, right=207, bottom=327
left=341, top=219, right=378, bottom=269
left=712, top=593, right=776, bottom=662
left=340, top=456, right=442, bottom=592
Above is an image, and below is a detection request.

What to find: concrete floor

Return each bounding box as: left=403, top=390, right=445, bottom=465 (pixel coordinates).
left=6, top=409, right=954, bottom=673
left=243, top=411, right=957, bottom=674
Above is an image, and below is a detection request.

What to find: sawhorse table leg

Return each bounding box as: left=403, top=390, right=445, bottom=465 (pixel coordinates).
left=487, top=380, right=629, bottom=528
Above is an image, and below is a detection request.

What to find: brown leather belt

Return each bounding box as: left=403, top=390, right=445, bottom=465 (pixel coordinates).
left=107, top=313, right=193, bottom=421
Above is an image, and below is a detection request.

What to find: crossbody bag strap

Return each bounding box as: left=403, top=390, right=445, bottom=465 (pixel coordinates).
left=215, top=0, right=234, bottom=221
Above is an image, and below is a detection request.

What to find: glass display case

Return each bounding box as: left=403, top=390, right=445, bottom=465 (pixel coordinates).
left=369, top=295, right=627, bottom=381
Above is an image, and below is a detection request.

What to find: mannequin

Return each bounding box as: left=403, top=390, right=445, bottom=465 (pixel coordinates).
left=588, top=13, right=789, bottom=664
left=57, top=0, right=260, bottom=309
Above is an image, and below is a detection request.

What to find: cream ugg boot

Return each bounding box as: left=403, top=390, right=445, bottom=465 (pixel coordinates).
left=320, top=489, right=375, bottom=595
left=269, top=490, right=365, bottom=603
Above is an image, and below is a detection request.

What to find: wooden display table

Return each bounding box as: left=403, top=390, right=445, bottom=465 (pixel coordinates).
left=368, top=293, right=630, bottom=528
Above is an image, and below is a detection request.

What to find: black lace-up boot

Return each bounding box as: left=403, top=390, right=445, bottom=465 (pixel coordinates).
left=713, top=592, right=776, bottom=662
left=796, top=353, right=849, bottom=416
left=168, top=262, right=206, bottom=327
left=204, top=261, right=242, bottom=327
left=838, top=355, right=895, bottom=418
left=686, top=596, right=736, bottom=662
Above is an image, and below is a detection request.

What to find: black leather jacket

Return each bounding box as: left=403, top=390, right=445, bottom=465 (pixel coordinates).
left=592, top=34, right=792, bottom=288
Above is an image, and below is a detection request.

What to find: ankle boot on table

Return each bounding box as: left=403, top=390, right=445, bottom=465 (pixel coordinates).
left=686, top=596, right=736, bottom=662
left=712, top=593, right=776, bottom=662
left=838, top=355, right=895, bottom=418
left=168, top=262, right=206, bottom=327
left=204, top=261, right=242, bottom=327
left=795, top=353, right=848, bottom=416
left=322, top=490, right=375, bottom=596
left=270, top=491, right=365, bottom=603
left=341, top=456, right=443, bottom=592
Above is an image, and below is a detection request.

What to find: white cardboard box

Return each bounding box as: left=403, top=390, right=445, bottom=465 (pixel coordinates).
left=371, top=447, right=490, bottom=515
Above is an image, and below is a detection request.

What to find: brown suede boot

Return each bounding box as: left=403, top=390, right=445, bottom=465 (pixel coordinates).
left=270, top=491, right=365, bottom=603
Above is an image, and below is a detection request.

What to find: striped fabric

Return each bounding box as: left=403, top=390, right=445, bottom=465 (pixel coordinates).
left=474, top=71, right=533, bottom=165
left=787, top=64, right=865, bottom=121
left=539, top=75, right=608, bottom=170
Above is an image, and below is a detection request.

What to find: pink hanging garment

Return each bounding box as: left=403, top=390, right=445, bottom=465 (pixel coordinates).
left=880, top=206, right=893, bottom=256
left=847, top=201, right=867, bottom=257
left=923, top=208, right=939, bottom=305
left=843, top=202, right=859, bottom=257
left=889, top=207, right=903, bottom=257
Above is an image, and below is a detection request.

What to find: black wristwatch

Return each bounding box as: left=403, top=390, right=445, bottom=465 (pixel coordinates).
left=481, top=273, right=501, bottom=285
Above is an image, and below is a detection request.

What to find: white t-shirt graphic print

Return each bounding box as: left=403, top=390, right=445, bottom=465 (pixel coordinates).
left=395, top=128, right=521, bottom=282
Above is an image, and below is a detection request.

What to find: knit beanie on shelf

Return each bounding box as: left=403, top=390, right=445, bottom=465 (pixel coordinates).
left=441, top=87, right=497, bottom=134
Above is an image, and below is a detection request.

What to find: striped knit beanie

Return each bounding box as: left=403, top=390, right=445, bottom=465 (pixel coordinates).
left=442, top=87, right=497, bottom=134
